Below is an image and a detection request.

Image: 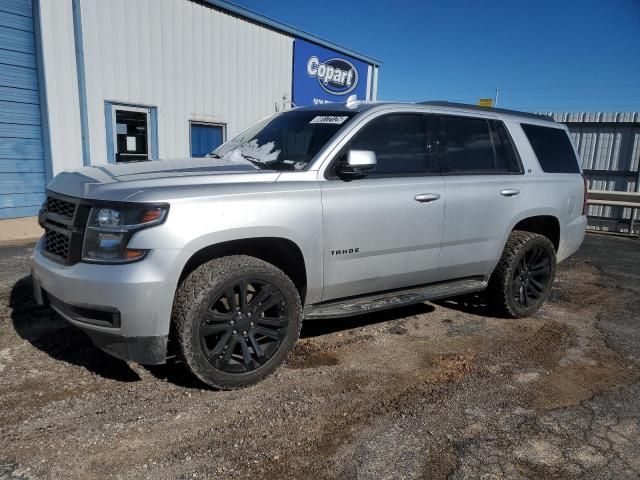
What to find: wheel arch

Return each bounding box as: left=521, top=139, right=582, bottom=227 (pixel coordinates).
left=512, top=215, right=561, bottom=251
left=178, top=237, right=309, bottom=304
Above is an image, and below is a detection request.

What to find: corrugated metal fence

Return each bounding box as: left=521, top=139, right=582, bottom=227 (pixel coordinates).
left=546, top=112, right=640, bottom=235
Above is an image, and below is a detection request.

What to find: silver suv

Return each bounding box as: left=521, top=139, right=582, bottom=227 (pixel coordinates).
left=32, top=101, right=587, bottom=389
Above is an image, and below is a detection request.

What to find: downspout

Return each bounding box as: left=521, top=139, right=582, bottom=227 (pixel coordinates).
left=32, top=0, right=53, bottom=181
left=72, top=0, right=91, bottom=166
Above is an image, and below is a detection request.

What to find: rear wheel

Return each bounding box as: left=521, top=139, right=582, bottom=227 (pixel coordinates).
left=173, top=255, right=302, bottom=389
left=487, top=231, right=556, bottom=318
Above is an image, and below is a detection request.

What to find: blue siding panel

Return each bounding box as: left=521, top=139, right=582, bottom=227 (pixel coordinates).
left=0, top=158, right=44, bottom=173
left=0, top=192, right=44, bottom=208
left=0, top=0, right=46, bottom=219
left=0, top=25, right=35, bottom=54
left=0, top=85, right=39, bottom=104
left=0, top=10, right=34, bottom=32
left=0, top=204, right=41, bottom=219
left=0, top=47, right=35, bottom=68
left=0, top=122, right=42, bottom=139
left=0, top=63, right=38, bottom=90
left=0, top=101, right=41, bottom=125
left=0, top=172, right=44, bottom=194
left=0, top=0, right=33, bottom=17
left=0, top=137, right=43, bottom=159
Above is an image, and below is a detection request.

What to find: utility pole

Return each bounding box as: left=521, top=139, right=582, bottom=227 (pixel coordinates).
left=494, top=87, right=500, bottom=107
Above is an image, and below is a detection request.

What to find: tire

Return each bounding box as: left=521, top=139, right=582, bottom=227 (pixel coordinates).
left=172, top=255, right=302, bottom=389
left=487, top=231, right=557, bottom=318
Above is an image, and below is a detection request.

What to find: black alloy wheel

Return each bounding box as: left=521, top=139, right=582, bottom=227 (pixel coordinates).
left=511, top=246, right=552, bottom=307
left=173, top=255, right=302, bottom=389
left=487, top=230, right=557, bottom=318
left=199, top=279, right=289, bottom=374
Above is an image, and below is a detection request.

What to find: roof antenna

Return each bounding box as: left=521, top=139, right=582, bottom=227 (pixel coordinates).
left=346, top=94, right=358, bottom=108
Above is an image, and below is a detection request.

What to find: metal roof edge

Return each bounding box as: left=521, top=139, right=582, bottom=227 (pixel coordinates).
left=540, top=112, right=640, bottom=123
left=421, top=101, right=554, bottom=122
left=198, top=0, right=382, bottom=66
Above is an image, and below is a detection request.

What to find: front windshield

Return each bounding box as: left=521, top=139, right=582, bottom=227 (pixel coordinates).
left=210, top=110, right=356, bottom=171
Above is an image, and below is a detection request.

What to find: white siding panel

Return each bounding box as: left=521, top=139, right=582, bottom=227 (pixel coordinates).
left=79, top=0, right=293, bottom=162
left=37, top=0, right=83, bottom=174
left=80, top=0, right=106, bottom=164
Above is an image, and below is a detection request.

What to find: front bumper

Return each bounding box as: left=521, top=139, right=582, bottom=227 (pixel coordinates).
left=32, top=239, right=186, bottom=364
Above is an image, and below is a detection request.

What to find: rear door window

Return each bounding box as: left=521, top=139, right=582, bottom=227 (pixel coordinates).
left=490, top=121, right=522, bottom=173
left=440, top=116, right=495, bottom=174
left=521, top=124, right=581, bottom=173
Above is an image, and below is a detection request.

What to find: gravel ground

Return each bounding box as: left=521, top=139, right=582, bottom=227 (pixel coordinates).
left=1, top=233, right=639, bottom=479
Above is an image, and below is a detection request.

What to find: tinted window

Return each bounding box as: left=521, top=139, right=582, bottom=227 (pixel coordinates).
left=521, top=124, right=580, bottom=173
left=491, top=121, right=522, bottom=173
left=441, top=116, right=495, bottom=173
left=348, top=114, right=430, bottom=175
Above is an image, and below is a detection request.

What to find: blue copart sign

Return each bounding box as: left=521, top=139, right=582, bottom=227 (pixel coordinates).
left=292, top=39, right=369, bottom=107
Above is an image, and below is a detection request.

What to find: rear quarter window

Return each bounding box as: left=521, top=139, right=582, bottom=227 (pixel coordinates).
left=521, top=124, right=580, bottom=173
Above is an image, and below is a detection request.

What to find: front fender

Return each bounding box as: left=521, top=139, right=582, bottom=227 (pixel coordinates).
left=128, top=193, right=324, bottom=304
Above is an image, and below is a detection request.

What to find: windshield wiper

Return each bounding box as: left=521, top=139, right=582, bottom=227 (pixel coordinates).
left=208, top=151, right=278, bottom=170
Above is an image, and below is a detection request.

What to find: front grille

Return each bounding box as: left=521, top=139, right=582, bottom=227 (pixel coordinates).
left=44, top=197, right=76, bottom=220
left=39, top=194, right=90, bottom=265
left=44, top=229, right=70, bottom=259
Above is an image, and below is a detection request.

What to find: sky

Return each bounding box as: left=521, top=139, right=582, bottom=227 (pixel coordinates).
left=231, top=0, right=640, bottom=113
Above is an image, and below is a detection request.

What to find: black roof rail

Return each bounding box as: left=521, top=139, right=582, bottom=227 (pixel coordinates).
left=418, top=101, right=554, bottom=122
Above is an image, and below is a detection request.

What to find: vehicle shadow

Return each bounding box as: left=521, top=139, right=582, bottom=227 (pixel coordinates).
left=143, top=361, right=205, bottom=389
left=433, top=293, right=498, bottom=318
left=9, top=275, right=141, bottom=382
left=301, top=302, right=435, bottom=338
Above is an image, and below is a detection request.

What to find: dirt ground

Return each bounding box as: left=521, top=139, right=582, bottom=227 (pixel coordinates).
left=1, top=234, right=639, bottom=480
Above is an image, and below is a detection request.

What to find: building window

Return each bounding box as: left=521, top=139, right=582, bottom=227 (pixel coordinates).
left=105, top=102, right=158, bottom=163
left=190, top=122, right=225, bottom=157
left=115, top=108, right=149, bottom=162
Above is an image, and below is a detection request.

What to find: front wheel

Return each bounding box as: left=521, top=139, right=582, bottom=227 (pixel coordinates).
left=487, top=231, right=556, bottom=318
left=172, top=255, right=302, bottom=389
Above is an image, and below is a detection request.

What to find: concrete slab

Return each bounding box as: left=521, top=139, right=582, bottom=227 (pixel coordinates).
left=0, top=217, right=43, bottom=246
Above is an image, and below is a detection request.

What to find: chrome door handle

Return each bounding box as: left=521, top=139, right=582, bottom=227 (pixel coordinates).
left=500, top=189, right=520, bottom=197
left=414, top=193, right=441, bottom=203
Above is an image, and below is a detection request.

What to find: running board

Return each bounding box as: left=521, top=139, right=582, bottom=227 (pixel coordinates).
left=304, top=277, right=488, bottom=320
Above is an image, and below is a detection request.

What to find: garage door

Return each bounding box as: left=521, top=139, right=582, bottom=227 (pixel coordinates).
left=0, top=0, right=46, bottom=219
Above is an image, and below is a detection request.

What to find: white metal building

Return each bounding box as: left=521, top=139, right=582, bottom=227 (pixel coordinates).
left=0, top=0, right=380, bottom=219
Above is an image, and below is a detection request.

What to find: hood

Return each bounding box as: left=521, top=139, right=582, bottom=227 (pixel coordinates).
left=47, top=157, right=281, bottom=201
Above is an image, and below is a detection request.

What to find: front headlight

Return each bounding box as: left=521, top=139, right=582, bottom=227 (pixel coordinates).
left=82, top=205, right=168, bottom=263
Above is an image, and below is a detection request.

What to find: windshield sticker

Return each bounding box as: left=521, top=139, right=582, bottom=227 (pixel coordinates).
left=309, top=115, right=349, bottom=125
